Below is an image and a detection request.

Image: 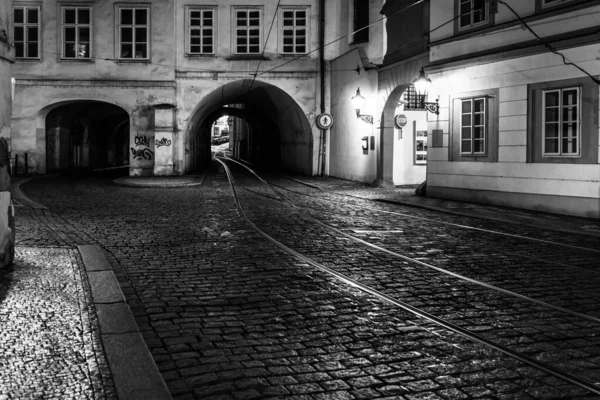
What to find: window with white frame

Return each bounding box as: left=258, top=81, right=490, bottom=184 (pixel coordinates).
left=188, top=7, right=215, bottom=55
left=61, top=7, right=91, bottom=59
left=542, top=88, right=580, bottom=156
left=118, top=6, right=149, bottom=59
left=460, top=97, right=486, bottom=155
left=458, top=0, right=488, bottom=30
left=13, top=6, right=40, bottom=59
left=234, top=8, right=261, bottom=54
left=281, top=7, right=308, bottom=54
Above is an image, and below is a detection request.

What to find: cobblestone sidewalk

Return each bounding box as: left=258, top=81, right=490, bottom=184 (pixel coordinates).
left=0, top=247, right=116, bottom=400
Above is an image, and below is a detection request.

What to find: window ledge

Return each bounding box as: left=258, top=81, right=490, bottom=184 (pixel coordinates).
left=115, top=59, right=151, bottom=64
left=224, top=55, right=269, bottom=61
left=15, top=58, right=42, bottom=62
left=185, top=54, right=217, bottom=58
left=59, top=58, right=94, bottom=63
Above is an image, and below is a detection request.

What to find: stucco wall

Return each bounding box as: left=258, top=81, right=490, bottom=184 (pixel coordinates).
left=426, top=43, right=600, bottom=217
left=329, top=49, right=378, bottom=183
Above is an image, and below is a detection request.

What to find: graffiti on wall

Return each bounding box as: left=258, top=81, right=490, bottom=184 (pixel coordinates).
left=134, top=134, right=150, bottom=147
left=131, top=133, right=153, bottom=160
left=155, top=138, right=172, bottom=148
left=130, top=147, right=154, bottom=160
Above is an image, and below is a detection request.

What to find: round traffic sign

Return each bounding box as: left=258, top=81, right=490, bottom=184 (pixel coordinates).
left=316, top=113, right=334, bottom=130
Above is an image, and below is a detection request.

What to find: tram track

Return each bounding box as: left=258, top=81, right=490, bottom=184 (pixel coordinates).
left=214, top=155, right=600, bottom=397
left=215, top=155, right=600, bottom=319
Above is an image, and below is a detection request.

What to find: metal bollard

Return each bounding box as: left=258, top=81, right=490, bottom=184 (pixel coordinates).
left=14, top=154, right=18, bottom=177
left=24, top=153, right=28, bottom=176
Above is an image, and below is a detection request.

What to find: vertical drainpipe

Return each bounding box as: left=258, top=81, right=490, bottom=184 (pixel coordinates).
left=319, top=0, right=326, bottom=176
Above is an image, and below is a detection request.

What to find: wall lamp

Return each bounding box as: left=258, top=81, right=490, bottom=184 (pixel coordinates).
left=413, top=68, right=440, bottom=115
left=351, top=88, right=373, bottom=124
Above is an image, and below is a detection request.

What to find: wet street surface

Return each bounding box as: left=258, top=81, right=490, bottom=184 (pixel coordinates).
left=12, top=163, right=600, bottom=400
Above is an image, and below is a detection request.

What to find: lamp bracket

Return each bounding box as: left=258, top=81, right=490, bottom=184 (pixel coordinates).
left=357, top=114, right=373, bottom=124
left=423, top=101, right=439, bottom=115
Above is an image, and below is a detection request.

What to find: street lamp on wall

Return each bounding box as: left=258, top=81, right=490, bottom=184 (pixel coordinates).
left=413, top=68, right=440, bottom=115
left=351, top=88, right=373, bottom=124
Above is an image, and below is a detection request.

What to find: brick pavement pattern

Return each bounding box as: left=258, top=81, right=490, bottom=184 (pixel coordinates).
left=15, top=168, right=600, bottom=400
left=0, top=247, right=116, bottom=400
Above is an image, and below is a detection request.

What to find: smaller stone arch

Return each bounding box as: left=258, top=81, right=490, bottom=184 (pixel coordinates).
left=38, top=100, right=130, bottom=174
left=378, top=84, right=410, bottom=186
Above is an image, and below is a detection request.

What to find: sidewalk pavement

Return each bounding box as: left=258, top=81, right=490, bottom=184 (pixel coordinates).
left=3, top=177, right=172, bottom=400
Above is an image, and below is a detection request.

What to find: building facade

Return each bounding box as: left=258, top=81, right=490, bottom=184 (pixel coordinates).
left=327, top=0, right=430, bottom=187
left=425, top=0, right=600, bottom=218
left=10, top=0, right=338, bottom=177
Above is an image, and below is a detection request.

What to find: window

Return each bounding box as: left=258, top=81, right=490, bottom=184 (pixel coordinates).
left=13, top=6, right=40, bottom=59
left=528, top=78, right=597, bottom=164
left=535, top=0, right=583, bottom=12
left=450, top=89, right=499, bottom=162
left=415, top=130, right=427, bottom=164
left=460, top=98, right=486, bottom=155
left=118, top=6, right=149, bottom=59
left=234, top=8, right=261, bottom=54
left=188, top=7, right=215, bottom=55
left=352, top=0, right=369, bottom=43
left=61, top=7, right=91, bottom=59
left=281, top=7, right=308, bottom=54
left=542, top=88, right=580, bottom=156
left=458, top=0, right=488, bottom=30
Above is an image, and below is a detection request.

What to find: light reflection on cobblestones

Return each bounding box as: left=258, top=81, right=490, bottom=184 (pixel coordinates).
left=0, top=247, right=115, bottom=400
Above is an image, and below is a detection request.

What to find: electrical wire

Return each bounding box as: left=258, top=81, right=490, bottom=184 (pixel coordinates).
left=497, top=0, right=600, bottom=85
left=255, top=0, right=425, bottom=78
left=249, top=0, right=281, bottom=91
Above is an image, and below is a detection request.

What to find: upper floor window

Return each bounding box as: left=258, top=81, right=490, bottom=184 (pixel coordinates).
left=61, top=7, right=91, bottom=59
left=542, top=88, right=580, bottom=156
left=458, top=0, right=488, bottom=31
left=13, top=6, right=40, bottom=59
left=188, top=7, right=215, bottom=55
left=352, top=0, right=369, bottom=43
left=281, top=7, right=308, bottom=54
left=234, top=8, right=261, bottom=54
left=460, top=97, right=487, bottom=155
left=118, top=6, right=149, bottom=60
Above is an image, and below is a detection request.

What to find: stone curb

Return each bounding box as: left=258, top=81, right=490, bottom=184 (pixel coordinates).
left=113, top=172, right=206, bottom=188
left=9, top=175, right=49, bottom=210
left=78, top=245, right=172, bottom=400
left=374, top=198, right=600, bottom=238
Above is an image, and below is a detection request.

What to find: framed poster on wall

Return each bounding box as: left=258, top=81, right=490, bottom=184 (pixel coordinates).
left=415, top=129, right=427, bottom=164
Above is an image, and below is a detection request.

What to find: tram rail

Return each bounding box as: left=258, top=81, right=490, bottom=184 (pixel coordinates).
left=214, top=154, right=600, bottom=397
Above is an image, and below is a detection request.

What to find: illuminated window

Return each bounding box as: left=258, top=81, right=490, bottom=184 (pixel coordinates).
left=61, top=7, right=91, bottom=59
left=118, top=6, right=149, bottom=59
left=281, top=7, right=308, bottom=54
left=188, top=7, right=215, bottom=55
left=460, top=98, right=486, bottom=155
left=13, top=6, right=40, bottom=59
left=234, top=7, right=261, bottom=54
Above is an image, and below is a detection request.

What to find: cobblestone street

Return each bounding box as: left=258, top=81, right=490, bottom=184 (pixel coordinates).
left=8, top=166, right=600, bottom=399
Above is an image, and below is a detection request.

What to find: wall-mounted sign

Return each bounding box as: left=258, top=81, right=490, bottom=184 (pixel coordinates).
left=394, top=114, right=408, bottom=129
left=316, top=113, right=334, bottom=130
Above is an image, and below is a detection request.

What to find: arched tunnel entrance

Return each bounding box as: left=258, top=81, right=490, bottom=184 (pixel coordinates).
left=185, top=79, right=314, bottom=175
left=45, top=101, right=129, bottom=174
